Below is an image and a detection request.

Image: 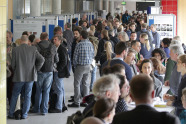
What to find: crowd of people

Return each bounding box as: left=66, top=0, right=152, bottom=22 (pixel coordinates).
left=6, top=10, right=186, bottom=124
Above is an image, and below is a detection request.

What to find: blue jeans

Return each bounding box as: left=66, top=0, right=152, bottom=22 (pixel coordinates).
left=9, top=81, right=34, bottom=118
left=34, top=72, right=53, bottom=114
left=90, top=65, right=97, bottom=90
left=53, top=72, right=65, bottom=110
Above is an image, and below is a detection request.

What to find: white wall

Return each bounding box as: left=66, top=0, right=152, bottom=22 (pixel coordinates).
left=125, top=1, right=137, bottom=13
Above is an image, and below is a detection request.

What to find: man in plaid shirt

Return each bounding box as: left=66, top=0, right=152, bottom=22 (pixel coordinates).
left=68, top=30, right=94, bottom=107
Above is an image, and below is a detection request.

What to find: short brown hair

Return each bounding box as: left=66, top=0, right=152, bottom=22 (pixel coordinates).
left=53, top=26, right=62, bottom=35
left=53, top=35, right=63, bottom=41
left=115, top=42, right=128, bottom=55
left=40, top=32, right=48, bottom=40
left=129, top=22, right=136, bottom=27
left=178, top=54, right=186, bottom=65
left=130, top=74, right=154, bottom=101
left=93, top=98, right=116, bottom=119
left=141, top=23, right=147, bottom=29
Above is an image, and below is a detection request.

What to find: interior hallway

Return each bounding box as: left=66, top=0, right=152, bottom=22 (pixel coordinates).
left=7, top=71, right=100, bottom=124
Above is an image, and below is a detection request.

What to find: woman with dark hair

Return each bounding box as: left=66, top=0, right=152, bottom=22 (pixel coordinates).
left=161, top=38, right=171, bottom=58
left=94, top=22, right=103, bottom=40
left=139, top=59, right=162, bottom=98
left=93, top=98, right=116, bottom=124
left=151, top=48, right=167, bottom=66
left=150, top=57, right=166, bottom=84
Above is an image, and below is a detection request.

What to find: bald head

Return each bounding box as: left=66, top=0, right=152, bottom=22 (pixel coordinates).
left=21, top=35, right=29, bottom=44
left=81, top=117, right=104, bottom=124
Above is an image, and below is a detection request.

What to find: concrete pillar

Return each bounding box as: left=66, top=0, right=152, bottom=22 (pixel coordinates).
left=109, top=0, right=114, bottom=16
left=52, top=0, right=61, bottom=14
left=103, top=0, right=109, bottom=12
left=97, top=0, right=103, bottom=10
left=61, top=0, right=74, bottom=14
left=30, top=0, right=41, bottom=17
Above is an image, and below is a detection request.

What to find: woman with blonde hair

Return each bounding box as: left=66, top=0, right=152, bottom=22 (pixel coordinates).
left=90, top=25, right=96, bottom=34
left=139, top=33, right=152, bottom=59
left=100, top=41, right=115, bottom=66
left=96, top=30, right=114, bottom=63
left=107, top=21, right=114, bottom=30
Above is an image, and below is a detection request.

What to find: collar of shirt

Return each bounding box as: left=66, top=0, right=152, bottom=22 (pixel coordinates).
left=136, top=103, right=153, bottom=107
left=113, top=57, right=123, bottom=61
left=80, top=39, right=88, bottom=42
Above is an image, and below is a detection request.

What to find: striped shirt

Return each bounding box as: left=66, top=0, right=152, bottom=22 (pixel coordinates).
left=116, top=98, right=128, bottom=114
left=73, top=39, right=94, bottom=66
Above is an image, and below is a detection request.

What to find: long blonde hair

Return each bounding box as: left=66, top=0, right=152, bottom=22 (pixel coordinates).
left=104, top=41, right=113, bottom=60
left=90, top=25, right=96, bottom=34
left=140, top=33, right=150, bottom=51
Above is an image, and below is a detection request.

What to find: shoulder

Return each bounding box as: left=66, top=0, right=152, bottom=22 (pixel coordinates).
left=113, top=111, right=129, bottom=123
left=162, top=112, right=180, bottom=124
left=153, top=76, right=162, bottom=86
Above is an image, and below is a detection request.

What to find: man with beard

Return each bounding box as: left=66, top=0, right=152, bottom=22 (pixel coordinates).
left=101, top=42, right=132, bottom=81
left=71, top=27, right=82, bottom=72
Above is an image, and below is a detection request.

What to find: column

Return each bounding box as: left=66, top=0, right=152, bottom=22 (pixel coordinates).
left=30, top=0, right=41, bottom=17
left=97, top=0, right=103, bottom=10
left=109, top=0, right=114, bottom=16
left=178, top=0, right=186, bottom=44
left=0, top=0, right=7, bottom=123
left=61, top=0, right=75, bottom=14
left=103, top=0, right=109, bottom=12
left=52, top=0, right=61, bottom=14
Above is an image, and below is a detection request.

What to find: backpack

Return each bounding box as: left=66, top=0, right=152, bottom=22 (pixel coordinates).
left=66, top=107, right=93, bottom=124
left=38, top=43, right=54, bottom=72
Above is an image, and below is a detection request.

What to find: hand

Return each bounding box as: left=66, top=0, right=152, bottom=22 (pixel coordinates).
left=166, top=100, right=173, bottom=106
left=140, top=54, right=144, bottom=60
left=164, top=80, right=170, bottom=86
left=163, top=94, right=171, bottom=101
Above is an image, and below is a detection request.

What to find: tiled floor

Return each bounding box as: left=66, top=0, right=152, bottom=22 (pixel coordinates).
left=7, top=70, right=100, bottom=124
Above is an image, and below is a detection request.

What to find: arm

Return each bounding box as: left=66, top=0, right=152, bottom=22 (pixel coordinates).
left=73, top=44, right=79, bottom=67
left=57, top=46, right=68, bottom=71
left=164, top=59, right=176, bottom=81
left=156, top=33, right=160, bottom=48
left=95, top=40, right=103, bottom=63
left=126, top=65, right=132, bottom=81
left=11, top=48, right=16, bottom=71
left=35, top=50, right=45, bottom=71
left=172, top=79, right=186, bottom=109
left=53, top=46, right=59, bottom=63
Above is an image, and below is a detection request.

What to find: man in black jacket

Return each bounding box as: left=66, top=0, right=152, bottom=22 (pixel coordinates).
left=49, top=35, right=69, bottom=113
left=112, top=74, right=180, bottom=124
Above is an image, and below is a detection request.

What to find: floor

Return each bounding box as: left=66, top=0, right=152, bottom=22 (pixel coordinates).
left=7, top=70, right=100, bottom=124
